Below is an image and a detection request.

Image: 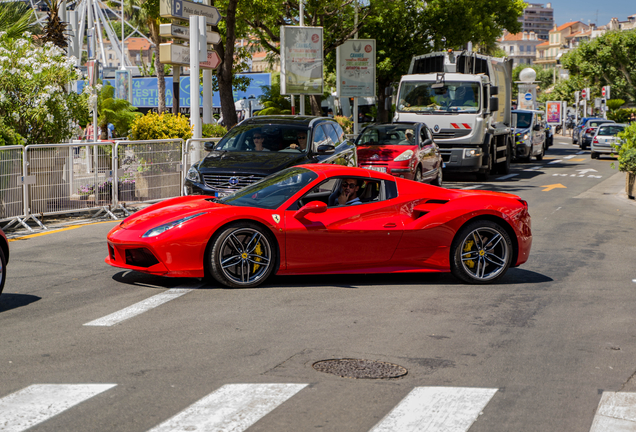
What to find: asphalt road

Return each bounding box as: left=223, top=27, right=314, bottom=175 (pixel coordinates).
left=2, top=135, right=636, bottom=432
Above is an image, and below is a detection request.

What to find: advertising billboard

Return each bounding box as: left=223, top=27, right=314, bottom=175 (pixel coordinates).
left=546, top=101, right=562, bottom=124
left=336, top=39, right=376, bottom=98
left=280, top=26, right=323, bottom=95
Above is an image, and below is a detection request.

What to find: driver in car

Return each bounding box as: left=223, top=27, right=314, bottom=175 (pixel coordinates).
left=337, top=178, right=361, bottom=206
left=251, top=129, right=270, bottom=151
left=289, top=131, right=308, bottom=151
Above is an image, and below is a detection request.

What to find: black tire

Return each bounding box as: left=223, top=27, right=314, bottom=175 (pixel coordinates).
left=591, top=151, right=598, bottom=159
left=414, top=167, right=423, bottom=182
left=207, top=222, right=277, bottom=288
left=535, top=143, right=545, bottom=161
left=451, top=220, right=513, bottom=284
left=0, top=246, right=5, bottom=295
left=581, top=140, right=588, bottom=150
left=495, top=141, right=511, bottom=175
left=476, top=151, right=492, bottom=181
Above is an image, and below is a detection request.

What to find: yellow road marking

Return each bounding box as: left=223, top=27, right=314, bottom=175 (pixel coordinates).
left=8, top=220, right=119, bottom=242
left=541, top=183, right=567, bottom=192
left=569, top=158, right=585, bottom=162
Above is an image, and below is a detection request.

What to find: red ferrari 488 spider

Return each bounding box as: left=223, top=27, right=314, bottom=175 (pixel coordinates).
left=106, top=164, right=531, bottom=288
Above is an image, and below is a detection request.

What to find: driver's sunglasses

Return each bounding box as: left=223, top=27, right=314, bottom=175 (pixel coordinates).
left=253, top=136, right=264, bottom=140
left=297, top=135, right=307, bottom=140
left=342, top=182, right=357, bottom=189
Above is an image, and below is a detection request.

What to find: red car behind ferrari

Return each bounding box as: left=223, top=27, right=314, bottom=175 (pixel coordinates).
left=106, top=165, right=531, bottom=288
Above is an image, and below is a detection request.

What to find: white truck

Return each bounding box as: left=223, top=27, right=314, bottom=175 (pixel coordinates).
left=392, top=51, right=514, bottom=179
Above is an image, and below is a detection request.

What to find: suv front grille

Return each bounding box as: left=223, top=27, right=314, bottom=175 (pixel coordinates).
left=202, top=174, right=266, bottom=191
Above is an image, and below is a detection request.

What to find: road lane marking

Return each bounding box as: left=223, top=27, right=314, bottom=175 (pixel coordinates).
left=148, top=383, right=307, bottom=432
left=368, top=386, right=497, bottom=432
left=589, top=392, right=636, bottom=431
left=84, top=288, right=195, bottom=326
left=8, top=220, right=119, bottom=241
left=523, top=166, right=542, bottom=171
left=577, top=151, right=586, bottom=154
left=549, top=160, right=562, bottom=164
left=541, top=184, right=567, bottom=192
left=497, top=174, right=518, bottom=180
left=564, top=155, right=577, bottom=159
left=461, top=185, right=483, bottom=190
left=0, top=384, right=116, bottom=432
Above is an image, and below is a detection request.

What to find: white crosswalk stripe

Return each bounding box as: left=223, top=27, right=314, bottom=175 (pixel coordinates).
left=0, top=384, right=116, bottom=432
left=368, top=386, right=498, bottom=432
left=147, top=383, right=307, bottom=432
left=84, top=288, right=194, bottom=326
left=589, top=392, right=636, bottom=431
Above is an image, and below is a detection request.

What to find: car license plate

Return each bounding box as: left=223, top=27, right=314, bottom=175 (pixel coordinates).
left=363, top=166, right=387, bottom=173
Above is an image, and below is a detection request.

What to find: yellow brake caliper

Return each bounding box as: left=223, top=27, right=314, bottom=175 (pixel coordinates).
left=464, top=239, right=475, bottom=268
left=252, top=242, right=263, bottom=273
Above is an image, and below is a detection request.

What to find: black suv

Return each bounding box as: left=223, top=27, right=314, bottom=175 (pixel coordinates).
left=184, top=116, right=357, bottom=196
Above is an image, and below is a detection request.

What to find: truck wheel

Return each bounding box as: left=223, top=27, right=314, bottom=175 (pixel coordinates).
left=496, top=140, right=511, bottom=175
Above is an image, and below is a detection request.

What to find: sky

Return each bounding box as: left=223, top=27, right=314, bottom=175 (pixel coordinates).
left=550, top=0, right=635, bottom=26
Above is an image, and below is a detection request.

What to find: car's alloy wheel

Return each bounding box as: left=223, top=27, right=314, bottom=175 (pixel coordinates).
left=0, top=246, right=5, bottom=295
left=209, top=223, right=276, bottom=288
left=451, top=220, right=512, bottom=284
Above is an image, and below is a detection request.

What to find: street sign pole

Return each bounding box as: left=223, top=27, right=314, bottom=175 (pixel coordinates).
left=299, top=0, right=305, bottom=116
left=190, top=15, right=201, bottom=139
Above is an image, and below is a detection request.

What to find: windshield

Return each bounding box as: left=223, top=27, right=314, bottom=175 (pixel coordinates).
left=398, top=81, right=480, bottom=113
left=213, top=123, right=310, bottom=153
left=515, top=112, right=533, bottom=129
left=218, top=167, right=318, bottom=209
left=357, top=124, right=418, bottom=146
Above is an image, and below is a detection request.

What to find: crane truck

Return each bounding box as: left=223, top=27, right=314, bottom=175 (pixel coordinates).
left=392, top=51, right=514, bottom=179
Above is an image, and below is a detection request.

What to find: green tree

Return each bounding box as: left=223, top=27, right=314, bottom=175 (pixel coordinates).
left=561, top=30, right=636, bottom=103
left=97, top=85, right=141, bottom=139
left=255, top=72, right=292, bottom=115
left=40, top=0, right=69, bottom=50
left=243, top=0, right=370, bottom=116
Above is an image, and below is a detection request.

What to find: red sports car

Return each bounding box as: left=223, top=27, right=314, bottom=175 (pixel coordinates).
left=106, top=165, right=531, bottom=288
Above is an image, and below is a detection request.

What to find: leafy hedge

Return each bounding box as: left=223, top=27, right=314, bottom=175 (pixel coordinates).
left=202, top=123, right=228, bottom=138
left=617, top=122, right=636, bottom=173
left=128, top=112, right=193, bottom=141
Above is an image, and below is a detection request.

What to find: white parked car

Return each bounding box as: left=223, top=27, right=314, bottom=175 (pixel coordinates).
left=591, top=123, right=627, bottom=159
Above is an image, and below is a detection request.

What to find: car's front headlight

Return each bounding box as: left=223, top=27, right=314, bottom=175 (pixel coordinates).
left=394, top=149, right=414, bottom=161
left=186, top=166, right=201, bottom=183
left=523, top=133, right=530, bottom=141
left=142, top=213, right=206, bottom=238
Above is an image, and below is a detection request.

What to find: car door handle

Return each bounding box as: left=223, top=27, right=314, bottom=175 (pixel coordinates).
left=384, top=223, right=397, bottom=228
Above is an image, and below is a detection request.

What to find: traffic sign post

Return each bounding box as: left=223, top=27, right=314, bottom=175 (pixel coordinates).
left=160, top=0, right=221, bottom=26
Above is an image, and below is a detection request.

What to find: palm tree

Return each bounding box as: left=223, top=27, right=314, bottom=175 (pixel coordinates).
left=118, top=0, right=166, bottom=113
left=0, top=1, right=38, bottom=39
left=40, top=0, right=69, bottom=50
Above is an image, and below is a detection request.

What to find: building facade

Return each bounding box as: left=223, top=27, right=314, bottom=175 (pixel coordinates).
left=518, top=3, right=554, bottom=40
left=498, top=31, right=542, bottom=67
left=534, top=21, right=590, bottom=69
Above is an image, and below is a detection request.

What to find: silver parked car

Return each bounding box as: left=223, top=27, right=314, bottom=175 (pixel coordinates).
left=580, top=119, right=615, bottom=150
left=590, top=123, right=627, bottom=159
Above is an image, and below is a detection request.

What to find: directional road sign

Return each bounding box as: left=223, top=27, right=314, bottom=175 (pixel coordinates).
left=159, top=24, right=221, bottom=44
left=160, top=0, right=221, bottom=26
left=159, top=43, right=221, bottom=69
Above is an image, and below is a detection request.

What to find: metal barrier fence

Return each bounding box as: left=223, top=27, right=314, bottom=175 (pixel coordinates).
left=0, top=146, right=25, bottom=227
left=0, top=139, right=185, bottom=231
left=183, top=138, right=221, bottom=180
left=114, top=139, right=184, bottom=210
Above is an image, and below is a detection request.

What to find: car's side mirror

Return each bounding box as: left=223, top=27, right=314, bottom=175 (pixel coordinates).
left=533, top=124, right=541, bottom=131
left=317, top=144, right=335, bottom=155
left=203, top=141, right=216, bottom=151
left=420, top=138, right=433, bottom=148
left=294, top=201, right=327, bottom=219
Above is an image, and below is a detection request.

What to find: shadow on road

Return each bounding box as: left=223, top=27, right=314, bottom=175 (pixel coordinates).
left=0, top=293, right=41, bottom=312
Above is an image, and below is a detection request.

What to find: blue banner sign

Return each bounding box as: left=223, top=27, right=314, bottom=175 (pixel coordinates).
left=76, top=73, right=271, bottom=108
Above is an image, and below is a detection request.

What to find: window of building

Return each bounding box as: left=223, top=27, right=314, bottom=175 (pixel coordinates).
left=520, top=45, right=524, bottom=52
left=510, top=46, right=514, bottom=54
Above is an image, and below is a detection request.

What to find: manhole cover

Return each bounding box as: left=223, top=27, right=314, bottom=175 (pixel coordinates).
left=312, top=359, right=408, bottom=379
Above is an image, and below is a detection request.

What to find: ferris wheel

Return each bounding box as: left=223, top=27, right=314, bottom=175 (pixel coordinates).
left=28, top=0, right=152, bottom=69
